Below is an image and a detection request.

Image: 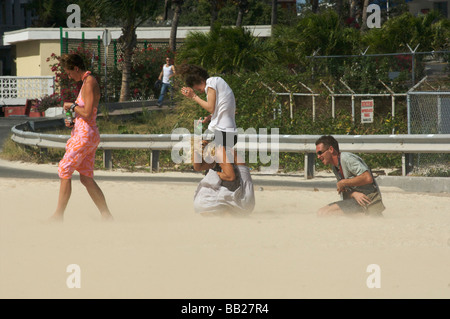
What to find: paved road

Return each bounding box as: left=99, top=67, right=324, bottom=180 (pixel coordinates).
left=0, top=116, right=30, bottom=149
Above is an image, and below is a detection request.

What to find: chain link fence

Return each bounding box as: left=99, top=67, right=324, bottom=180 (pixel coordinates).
left=407, top=91, right=450, bottom=176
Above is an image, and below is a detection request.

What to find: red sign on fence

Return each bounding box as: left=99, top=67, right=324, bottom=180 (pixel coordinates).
left=361, top=99, right=374, bottom=123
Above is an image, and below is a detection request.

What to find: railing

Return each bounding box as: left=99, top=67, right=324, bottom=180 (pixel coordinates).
left=11, top=120, right=450, bottom=178
left=0, top=76, right=55, bottom=105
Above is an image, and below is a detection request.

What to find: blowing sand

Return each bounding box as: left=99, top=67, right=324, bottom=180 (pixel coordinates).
left=0, top=160, right=449, bottom=299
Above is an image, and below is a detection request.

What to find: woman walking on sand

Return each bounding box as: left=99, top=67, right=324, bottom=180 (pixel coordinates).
left=50, top=53, right=112, bottom=222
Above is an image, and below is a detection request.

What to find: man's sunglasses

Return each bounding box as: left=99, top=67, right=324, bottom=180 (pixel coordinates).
left=316, top=148, right=329, bottom=156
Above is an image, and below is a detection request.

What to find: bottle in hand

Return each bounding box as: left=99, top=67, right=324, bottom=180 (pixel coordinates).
left=66, top=110, right=74, bottom=126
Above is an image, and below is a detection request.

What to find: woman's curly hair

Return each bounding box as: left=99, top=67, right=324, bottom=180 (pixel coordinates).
left=177, top=64, right=209, bottom=87
left=60, top=53, right=86, bottom=71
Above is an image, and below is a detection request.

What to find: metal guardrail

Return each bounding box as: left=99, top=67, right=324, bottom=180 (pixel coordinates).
left=10, top=121, right=450, bottom=178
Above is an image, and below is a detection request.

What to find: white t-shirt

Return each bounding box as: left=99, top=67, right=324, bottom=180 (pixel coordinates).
left=162, top=64, right=174, bottom=84
left=205, top=77, right=237, bottom=133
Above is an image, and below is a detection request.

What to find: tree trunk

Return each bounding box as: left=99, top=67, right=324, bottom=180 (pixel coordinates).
left=210, top=0, right=218, bottom=30
left=170, top=2, right=182, bottom=52
left=311, top=0, right=318, bottom=13
left=119, top=25, right=136, bottom=102
left=163, top=0, right=170, bottom=21
left=335, top=0, right=343, bottom=21
left=356, top=0, right=364, bottom=24
left=236, top=9, right=243, bottom=27
left=271, top=0, right=277, bottom=34
left=361, top=0, right=370, bottom=31
left=350, top=0, right=357, bottom=19
left=235, top=0, right=248, bottom=27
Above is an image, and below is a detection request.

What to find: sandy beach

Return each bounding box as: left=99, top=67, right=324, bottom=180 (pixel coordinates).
left=0, top=159, right=449, bottom=299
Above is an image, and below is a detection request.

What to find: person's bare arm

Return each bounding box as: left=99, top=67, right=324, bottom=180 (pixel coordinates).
left=73, top=77, right=99, bottom=119
left=181, top=87, right=216, bottom=114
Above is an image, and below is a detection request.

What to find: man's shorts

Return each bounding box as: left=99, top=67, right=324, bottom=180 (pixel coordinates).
left=331, top=192, right=385, bottom=216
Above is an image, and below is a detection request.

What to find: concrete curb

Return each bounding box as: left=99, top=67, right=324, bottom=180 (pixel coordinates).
left=1, top=157, right=448, bottom=194
left=376, top=176, right=450, bottom=193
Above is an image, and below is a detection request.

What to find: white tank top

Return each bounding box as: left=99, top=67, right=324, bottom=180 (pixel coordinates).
left=205, top=77, right=237, bottom=133
left=162, top=64, right=173, bottom=84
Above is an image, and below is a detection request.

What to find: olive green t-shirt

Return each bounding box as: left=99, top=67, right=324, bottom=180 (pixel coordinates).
left=331, top=152, right=380, bottom=196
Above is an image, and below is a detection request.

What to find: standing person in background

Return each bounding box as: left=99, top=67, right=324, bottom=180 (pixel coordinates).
left=157, top=57, right=176, bottom=107
left=50, top=53, right=113, bottom=222
left=315, top=135, right=385, bottom=217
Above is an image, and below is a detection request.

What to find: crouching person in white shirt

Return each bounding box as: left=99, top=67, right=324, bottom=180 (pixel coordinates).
left=192, top=139, right=255, bottom=216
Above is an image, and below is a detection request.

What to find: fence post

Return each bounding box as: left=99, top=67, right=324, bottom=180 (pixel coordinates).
left=59, top=27, right=63, bottom=56
left=407, top=93, right=411, bottom=134
left=259, top=80, right=280, bottom=119
left=150, top=150, right=160, bottom=172
left=103, top=150, right=112, bottom=170
left=401, top=153, right=406, bottom=176
left=351, top=95, right=355, bottom=123
left=407, top=44, right=420, bottom=87
left=391, top=95, right=395, bottom=133
left=113, top=40, right=117, bottom=69
left=65, top=31, right=69, bottom=53
left=304, top=153, right=315, bottom=180
left=298, top=81, right=316, bottom=122
left=278, top=81, right=293, bottom=119
left=321, top=80, right=335, bottom=118
left=312, top=95, right=316, bottom=122
left=97, top=36, right=101, bottom=75
left=379, top=80, right=396, bottom=133
left=340, top=79, right=355, bottom=122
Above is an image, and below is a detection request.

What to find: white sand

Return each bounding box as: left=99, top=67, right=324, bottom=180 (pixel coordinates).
left=0, top=159, right=449, bottom=299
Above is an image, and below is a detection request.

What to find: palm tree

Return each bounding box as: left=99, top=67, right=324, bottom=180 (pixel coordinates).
left=233, top=0, right=249, bottom=27
left=361, top=0, right=370, bottom=31
left=170, top=0, right=184, bottom=52
left=271, top=0, right=278, bottom=33
left=269, top=10, right=361, bottom=71
left=95, top=0, right=158, bottom=102
left=311, top=0, right=319, bottom=14
left=27, top=0, right=69, bottom=27
left=177, top=24, right=269, bottom=74
left=209, top=0, right=227, bottom=30
left=163, top=0, right=171, bottom=21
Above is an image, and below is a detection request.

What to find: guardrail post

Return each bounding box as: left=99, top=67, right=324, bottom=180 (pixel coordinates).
left=402, top=154, right=406, bottom=176
left=151, top=150, right=160, bottom=172
left=103, top=150, right=112, bottom=170
left=406, top=153, right=414, bottom=175
left=304, top=153, right=315, bottom=179
left=402, top=153, right=415, bottom=176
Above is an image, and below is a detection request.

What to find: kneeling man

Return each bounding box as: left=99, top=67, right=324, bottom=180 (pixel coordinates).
left=315, top=135, right=385, bottom=216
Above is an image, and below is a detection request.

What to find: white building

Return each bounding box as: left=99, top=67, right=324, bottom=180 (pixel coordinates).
left=2, top=25, right=272, bottom=76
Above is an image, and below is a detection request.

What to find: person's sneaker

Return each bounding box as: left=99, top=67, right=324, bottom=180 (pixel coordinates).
left=157, top=103, right=162, bottom=107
